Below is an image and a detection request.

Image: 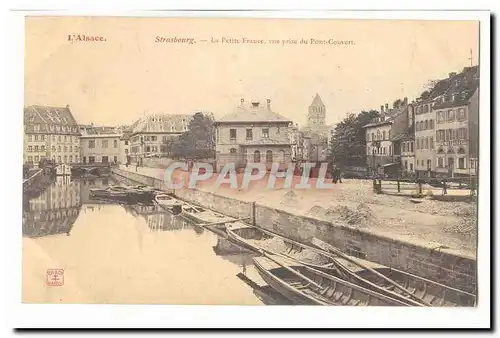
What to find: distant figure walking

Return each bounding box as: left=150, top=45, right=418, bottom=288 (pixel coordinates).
left=332, top=165, right=338, bottom=184
left=135, top=162, right=138, bottom=172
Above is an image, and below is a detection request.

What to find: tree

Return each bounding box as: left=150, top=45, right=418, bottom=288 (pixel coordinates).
left=329, top=110, right=380, bottom=168
left=171, top=112, right=215, bottom=159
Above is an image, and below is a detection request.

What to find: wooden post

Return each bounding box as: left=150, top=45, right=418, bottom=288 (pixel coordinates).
left=443, top=179, right=447, bottom=195
left=418, top=181, right=422, bottom=195
left=397, top=178, right=400, bottom=193
left=251, top=201, right=256, bottom=226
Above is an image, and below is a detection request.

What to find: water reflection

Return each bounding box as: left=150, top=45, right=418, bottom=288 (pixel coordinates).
left=22, top=176, right=112, bottom=238
left=22, top=176, right=82, bottom=238
left=123, top=203, right=192, bottom=232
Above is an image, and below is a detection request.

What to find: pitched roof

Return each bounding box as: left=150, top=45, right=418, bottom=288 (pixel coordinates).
left=217, top=101, right=292, bottom=124
left=24, top=105, right=78, bottom=126
left=421, top=66, right=479, bottom=102
left=311, top=93, right=325, bottom=107
left=131, top=113, right=193, bottom=134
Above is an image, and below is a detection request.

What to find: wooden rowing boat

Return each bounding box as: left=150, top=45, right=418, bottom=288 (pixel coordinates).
left=181, top=204, right=235, bottom=225
left=253, top=255, right=410, bottom=306
left=227, top=223, right=476, bottom=306
left=225, top=222, right=352, bottom=278
left=311, top=237, right=477, bottom=307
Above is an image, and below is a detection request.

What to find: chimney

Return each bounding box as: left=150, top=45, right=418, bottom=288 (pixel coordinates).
left=380, top=105, right=384, bottom=113
left=240, top=98, right=244, bottom=104
left=66, top=104, right=70, bottom=109
left=251, top=101, right=260, bottom=108
left=403, top=97, right=408, bottom=106
left=449, top=72, right=457, bottom=78
left=266, top=98, right=271, bottom=109
left=385, top=103, right=389, bottom=110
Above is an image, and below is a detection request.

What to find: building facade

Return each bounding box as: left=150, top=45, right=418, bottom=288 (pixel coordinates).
left=80, top=134, right=122, bottom=164
left=214, top=98, right=293, bottom=171
left=24, top=105, right=80, bottom=165
left=129, top=113, right=192, bottom=161
left=364, top=100, right=409, bottom=175
left=414, top=99, right=436, bottom=176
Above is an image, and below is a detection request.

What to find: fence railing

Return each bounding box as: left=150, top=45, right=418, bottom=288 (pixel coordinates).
left=373, top=176, right=477, bottom=196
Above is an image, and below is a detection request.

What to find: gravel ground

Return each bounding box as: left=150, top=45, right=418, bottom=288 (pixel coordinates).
left=212, top=179, right=477, bottom=257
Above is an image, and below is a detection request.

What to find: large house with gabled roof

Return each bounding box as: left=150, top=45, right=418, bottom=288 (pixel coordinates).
left=24, top=104, right=81, bottom=165
left=214, top=98, right=293, bottom=171
left=129, top=113, right=193, bottom=160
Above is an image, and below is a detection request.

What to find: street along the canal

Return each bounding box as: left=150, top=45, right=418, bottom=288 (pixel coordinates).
left=22, top=176, right=277, bottom=305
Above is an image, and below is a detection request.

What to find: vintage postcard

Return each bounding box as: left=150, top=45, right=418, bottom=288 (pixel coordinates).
left=14, top=11, right=490, bottom=328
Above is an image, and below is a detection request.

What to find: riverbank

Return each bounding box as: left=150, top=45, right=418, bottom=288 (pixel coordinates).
left=112, top=165, right=478, bottom=294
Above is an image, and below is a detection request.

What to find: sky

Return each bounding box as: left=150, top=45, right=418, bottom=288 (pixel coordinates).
left=24, top=17, right=479, bottom=127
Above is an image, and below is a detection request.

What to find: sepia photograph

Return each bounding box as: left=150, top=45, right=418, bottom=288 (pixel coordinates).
left=10, top=9, right=491, bottom=329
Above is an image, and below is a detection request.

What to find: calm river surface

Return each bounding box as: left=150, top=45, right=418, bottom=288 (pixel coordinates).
left=22, top=176, right=267, bottom=305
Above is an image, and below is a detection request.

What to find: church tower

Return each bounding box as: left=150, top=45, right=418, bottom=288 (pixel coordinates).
left=307, top=93, right=326, bottom=129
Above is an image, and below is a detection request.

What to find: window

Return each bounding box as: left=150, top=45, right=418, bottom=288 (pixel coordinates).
left=229, top=148, right=237, bottom=154
left=145, top=146, right=151, bottom=152
left=89, top=140, right=95, bottom=149
left=34, top=145, right=39, bottom=152
left=279, top=150, right=285, bottom=162
left=88, top=156, right=95, bottom=164
left=69, top=155, right=73, bottom=162
left=58, top=146, right=61, bottom=152
left=458, top=108, right=466, bottom=121
left=58, top=135, right=61, bottom=141
left=41, top=135, right=45, bottom=140
left=151, top=136, right=157, bottom=141
left=409, top=163, right=413, bottom=171
left=383, top=131, right=386, bottom=140
left=41, top=145, right=45, bottom=152
left=430, top=119, right=434, bottom=129
left=447, top=109, right=455, bottom=121
left=64, top=155, right=67, bottom=163
left=266, top=150, right=273, bottom=163
left=253, top=150, right=261, bottom=163
left=114, top=140, right=118, bottom=148
left=410, top=142, right=414, bottom=152
left=151, top=146, right=158, bottom=152
left=230, top=129, right=237, bottom=140
left=52, top=146, right=56, bottom=152
left=28, top=135, right=32, bottom=141
left=371, top=133, right=375, bottom=141
left=437, top=111, right=445, bottom=123
left=404, top=160, right=408, bottom=170
left=262, top=128, right=269, bottom=138
left=114, top=156, right=118, bottom=163
left=64, top=135, right=67, bottom=141
left=427, top=159, right=432, bottom=170
left=416, top=139, right=419, bottom=150
left=27, top=146, right=32, bottom=152
left=388, top=131, right=391, bottom=140
left=102, top=140, right=108, bottom=148
left=34, top=135, right=39, bottom=141
left=125, top=141, right=129, bottom=145
left=63, top=146, right=67, bottom=152
left=246, top=129, right=253, bottom=140
left=27, top=156, right=33, bottom=162
left=438, top=157, right=444, bottom=168
left=125, top=149, right=129, bottom=154
left=34, top=156, right=39, bottom=162
left=458, top=157, right=465, bottom=169
left=424, top=120, right=428, bottom=130
left=425, top=138, right=429, bottom=149
left=430, top=137, right=434, bottom=149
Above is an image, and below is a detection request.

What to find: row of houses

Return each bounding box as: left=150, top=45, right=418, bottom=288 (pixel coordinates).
left=23, top=104, right=194, bottom=166
left=24, top=94, right=331, bottom=171
left=363, top=66, right=479, bottom=178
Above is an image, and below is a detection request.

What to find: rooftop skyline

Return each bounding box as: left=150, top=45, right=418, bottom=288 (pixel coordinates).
left=25, top=17, right=479, bottom=127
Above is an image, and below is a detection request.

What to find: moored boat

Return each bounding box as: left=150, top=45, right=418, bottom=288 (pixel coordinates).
left=155, top=194, right=183, bottom=215
left=227, top=223, right=476, bottom=306
left=253, top=255, right=410, bottom=306
left=181, top=203, right=235, bottom=226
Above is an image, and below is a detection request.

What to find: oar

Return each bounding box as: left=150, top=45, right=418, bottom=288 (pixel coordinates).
left=310, top=238, right=432, bottom=306
left=260, top=251, right=326, bottom=292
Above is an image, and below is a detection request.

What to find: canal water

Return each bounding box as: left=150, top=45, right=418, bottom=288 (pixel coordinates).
left=22, top=175, right=278, bottom=305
